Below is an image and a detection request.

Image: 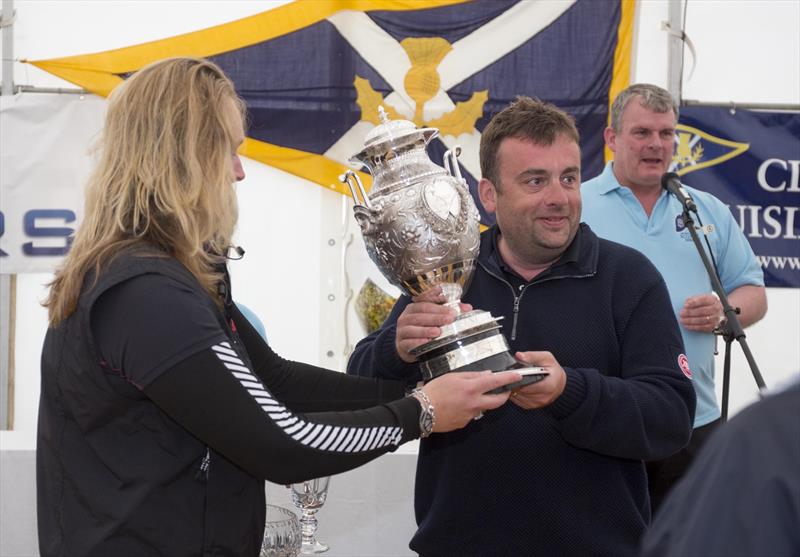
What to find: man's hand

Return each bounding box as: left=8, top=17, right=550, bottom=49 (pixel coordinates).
left=508, top=351, right=566, bottom=410
left=395, top=287, right=472, bottom=363
left=679, top=292, right=723, bottom=333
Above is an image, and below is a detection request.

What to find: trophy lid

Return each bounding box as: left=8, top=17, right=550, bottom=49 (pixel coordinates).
left=361, top=107, right=437, bottom=151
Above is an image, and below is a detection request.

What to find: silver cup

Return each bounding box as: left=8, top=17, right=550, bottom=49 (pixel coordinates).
left=341, top=109, right=545, bottom=389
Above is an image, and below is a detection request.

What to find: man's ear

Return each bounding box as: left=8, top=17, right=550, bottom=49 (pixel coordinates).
left=478, top=178, right=497, bottom=214
left=603, top=126, right=617, bottom=154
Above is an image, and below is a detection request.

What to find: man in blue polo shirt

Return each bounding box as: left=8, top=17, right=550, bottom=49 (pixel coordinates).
left=582, top=83, right=767, bottom=514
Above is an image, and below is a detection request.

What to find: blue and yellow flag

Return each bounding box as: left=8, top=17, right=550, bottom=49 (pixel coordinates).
left=29, top=0, right=634, bottom=225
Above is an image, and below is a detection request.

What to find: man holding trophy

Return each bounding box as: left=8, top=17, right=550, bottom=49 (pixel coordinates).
left=346, top=97, right=696, bottom=556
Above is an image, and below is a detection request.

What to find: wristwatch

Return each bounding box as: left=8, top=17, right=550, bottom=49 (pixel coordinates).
left=409, top=388, right=435, bottom=438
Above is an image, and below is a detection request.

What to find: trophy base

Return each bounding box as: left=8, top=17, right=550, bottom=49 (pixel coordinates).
left=410, top=310, right=548, bottom=392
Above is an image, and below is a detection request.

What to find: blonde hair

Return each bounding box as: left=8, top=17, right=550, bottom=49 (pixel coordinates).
left=45, top=57, right=245, bottom=325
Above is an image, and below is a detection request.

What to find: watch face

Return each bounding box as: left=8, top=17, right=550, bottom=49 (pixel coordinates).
left=420, top=411, right=433, bottom=436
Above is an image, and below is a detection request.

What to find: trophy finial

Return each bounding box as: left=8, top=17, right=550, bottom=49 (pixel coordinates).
left=377, top=106, right=390, bottom=124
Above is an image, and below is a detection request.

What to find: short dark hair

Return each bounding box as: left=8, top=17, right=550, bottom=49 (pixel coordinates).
left=610, top=83, right=678, bottom=132
left=479, top=96, right=580, bottom=187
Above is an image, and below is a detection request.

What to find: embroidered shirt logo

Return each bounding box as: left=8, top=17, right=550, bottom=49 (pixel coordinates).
left=674, top=213, right=695, bottom=242
left=678, top=354, right=693, bottom=379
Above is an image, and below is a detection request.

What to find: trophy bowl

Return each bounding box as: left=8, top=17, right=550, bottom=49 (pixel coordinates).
left=341, top=109, right=546, bottom=390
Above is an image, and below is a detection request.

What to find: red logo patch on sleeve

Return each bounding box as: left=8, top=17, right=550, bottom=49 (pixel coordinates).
left=678, top=354, right=693, bottom=379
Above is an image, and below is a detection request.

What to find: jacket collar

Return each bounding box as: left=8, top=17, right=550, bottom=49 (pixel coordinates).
left=479, top=222, right=599, bottom=282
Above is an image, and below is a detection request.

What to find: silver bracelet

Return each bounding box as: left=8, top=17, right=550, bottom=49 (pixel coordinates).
left=409, top=388, right=435, bottom=438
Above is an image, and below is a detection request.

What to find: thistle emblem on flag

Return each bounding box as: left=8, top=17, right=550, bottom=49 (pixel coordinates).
left=354, top=37, right=488, bottom=137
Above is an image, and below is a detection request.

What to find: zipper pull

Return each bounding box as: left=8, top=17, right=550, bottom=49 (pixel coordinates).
left=195, top=448, right=211, bottom=481
left=511, top=295, right=521, bottom=341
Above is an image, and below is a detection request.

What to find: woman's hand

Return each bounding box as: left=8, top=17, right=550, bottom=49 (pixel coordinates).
left=420, top=370, right=520, bottom=432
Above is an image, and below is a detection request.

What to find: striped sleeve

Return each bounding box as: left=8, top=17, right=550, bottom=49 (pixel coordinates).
left=210, top=341, right=405, bottom=452
left=144, top=340, right=420, bottom=483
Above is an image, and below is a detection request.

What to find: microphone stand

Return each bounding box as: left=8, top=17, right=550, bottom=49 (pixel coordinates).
left=680, top=208, right=766, bottom=421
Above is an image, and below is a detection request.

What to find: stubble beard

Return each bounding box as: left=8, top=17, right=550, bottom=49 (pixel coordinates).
left=505, top=218, right=574, bottom=266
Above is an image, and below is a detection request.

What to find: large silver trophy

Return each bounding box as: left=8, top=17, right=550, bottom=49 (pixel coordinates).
left=341, top=109, right=546, bottom=389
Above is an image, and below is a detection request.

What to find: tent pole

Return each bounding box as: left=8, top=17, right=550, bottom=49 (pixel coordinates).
left=1, top=0, right=15, bottom=430
left=1, top=0, right=13, bottom=96
left=682, top=99, right=800, bottom=112
left=667, top=0, right=683, bottom=104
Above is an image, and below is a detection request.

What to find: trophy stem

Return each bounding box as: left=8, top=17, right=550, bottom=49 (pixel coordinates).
left=439, top=282, right=464, bottom=312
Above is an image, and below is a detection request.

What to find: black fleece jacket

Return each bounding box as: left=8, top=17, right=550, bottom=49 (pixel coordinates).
left=347, top=223, right=696, bottom=557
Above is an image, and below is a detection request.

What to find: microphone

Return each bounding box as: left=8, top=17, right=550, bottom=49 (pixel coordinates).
left=661, top=172, right=697, bottom=213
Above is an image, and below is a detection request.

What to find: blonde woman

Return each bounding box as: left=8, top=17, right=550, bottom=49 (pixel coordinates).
left=37, top=57, right=519, bottom=557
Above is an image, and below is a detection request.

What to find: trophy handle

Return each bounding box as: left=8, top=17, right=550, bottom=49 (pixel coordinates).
left=340, top=170, right=373, bottom=209
left=443, top=146, right=464, bottom=182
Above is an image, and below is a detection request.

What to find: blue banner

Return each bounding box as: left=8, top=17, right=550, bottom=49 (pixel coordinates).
left=670, top=106, right=800, bottom=288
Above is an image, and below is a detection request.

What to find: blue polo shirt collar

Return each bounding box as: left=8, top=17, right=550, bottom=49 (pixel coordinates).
left=598, top=161, right=671, bottom=201
left=597, top=162, right=622, bottom=194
